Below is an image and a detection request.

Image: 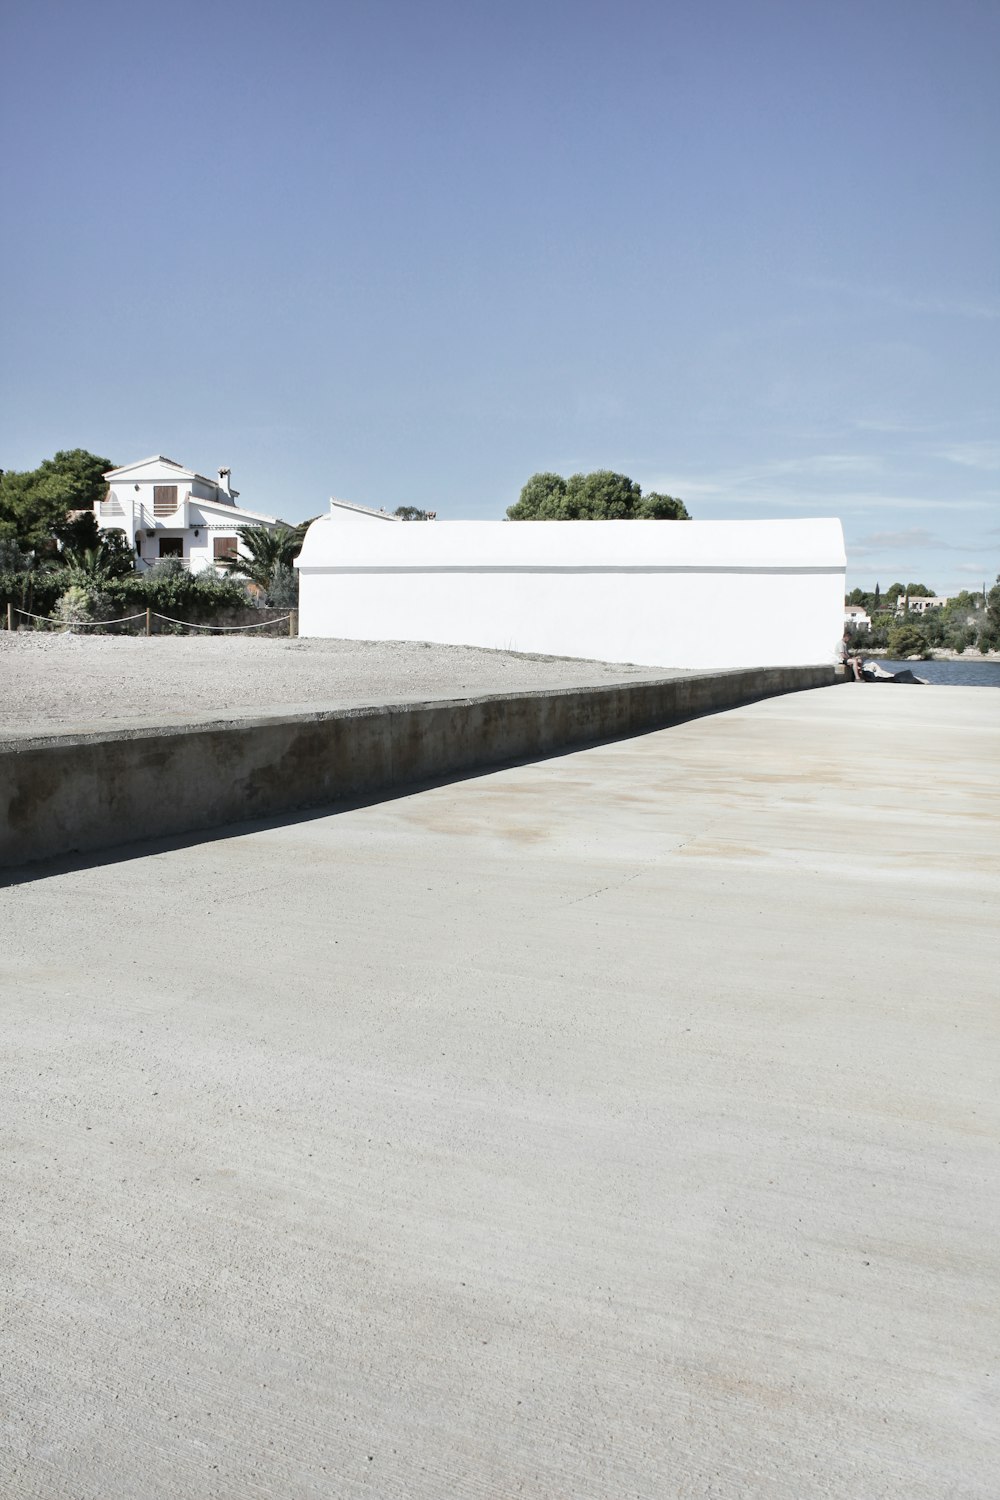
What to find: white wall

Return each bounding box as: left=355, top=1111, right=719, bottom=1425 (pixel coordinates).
left=296, top=516, right=847, bottom=670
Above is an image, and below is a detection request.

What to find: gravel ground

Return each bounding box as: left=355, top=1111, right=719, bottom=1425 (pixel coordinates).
left=0, top=632, right=680, bottom=733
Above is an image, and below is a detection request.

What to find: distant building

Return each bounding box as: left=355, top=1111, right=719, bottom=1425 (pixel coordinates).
left=897, top=595, right=951, bottom=615
left=328, top=497, right=401, bottom=523
left=97, top=455, right=288, bottom=574
left=844, top=604, right=871, bottom=631
left=327, top=498, right=437, bottom=523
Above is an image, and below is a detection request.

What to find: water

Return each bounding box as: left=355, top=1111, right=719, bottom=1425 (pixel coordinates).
left=865, top=657, right=1000, bottom=688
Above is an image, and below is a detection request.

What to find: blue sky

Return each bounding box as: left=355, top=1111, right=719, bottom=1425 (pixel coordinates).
left=2, top=0, right=997, bottom=594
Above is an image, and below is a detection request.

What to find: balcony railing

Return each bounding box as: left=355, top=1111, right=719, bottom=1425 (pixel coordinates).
left=100, top=495, right=191, bottom=526
left=137, top=554, right=191, bottom=570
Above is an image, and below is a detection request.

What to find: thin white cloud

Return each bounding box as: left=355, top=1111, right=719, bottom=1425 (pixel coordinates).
left=766, top=454, right=884, bottom=478
left=645, top=460, right=886, bottom=503
left=802, top=276, right=1000, bottom=322
left=935, top=442, right=1000, bottom=471
left=851, top=418, right=922, bottom=435
left=772, top=490, right=985, bottom=514
left=653, top=478, right=727, bottom=499
left=856, top=528, right=952, bottom=551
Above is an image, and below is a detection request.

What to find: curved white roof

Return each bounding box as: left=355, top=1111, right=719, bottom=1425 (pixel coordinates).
left=297, top=516, right=846, bottom=571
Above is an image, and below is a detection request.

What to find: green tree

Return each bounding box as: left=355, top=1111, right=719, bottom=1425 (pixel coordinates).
left=0, top=449, right=114, bottom=550
left=0, top=538, right=31, bottom=572
left=921, top=609, right=946, bottom=646
left=640, top=491, right=690, bottom=519
left=979, top=576, right=1000, bottom=651
left=869, top=611, right=895, bottom=642
left=217, top=522, right=309, bottom=598
left=393, top=506, right=431, bottom=521
left=61, top=525, right=135, bottom=580
left=57, top=508, right=103, bottom=553
left=508, top=472, right=567, bottom=518
left=887, top=622, right=929, bottom=658
left=507, top=470, right=689, bottom=520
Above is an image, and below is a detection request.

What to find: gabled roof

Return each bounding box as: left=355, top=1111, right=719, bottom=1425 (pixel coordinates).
left=329, top=496, right=401, bottom=521
left=102, top=455, right=286, bottom=525
left=104, top=455, right=224, bottom=489
left=193, top=497, right=289, bottom=526
left=104, top=455, right=193, bottom=479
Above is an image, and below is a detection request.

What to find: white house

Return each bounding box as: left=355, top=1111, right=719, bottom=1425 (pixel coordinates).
left=296, top=508, right=847, bottom=671
left=844, top=604, right=871, bottom=630
left=96, top=455, right=289, bottom=573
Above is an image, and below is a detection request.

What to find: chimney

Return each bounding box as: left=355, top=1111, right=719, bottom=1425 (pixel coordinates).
left=218, top=467, right=232, bottom=497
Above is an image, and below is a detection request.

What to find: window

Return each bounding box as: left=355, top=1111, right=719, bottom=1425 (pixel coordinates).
left=153, top=485, right=178, bottom=516
left=159, top=538, right=183, bottom=558
left=214, top=535, right=237, bottom=561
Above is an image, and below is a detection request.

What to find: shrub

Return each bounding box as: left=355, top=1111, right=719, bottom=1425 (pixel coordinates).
left=53, top=584, right=108, bottom=626
left=1, top=567, right=71, bottom=621
left=104, top=566, right=250, bottom=625
left=887, top=623, right=930, bottom=659
left=4, top=558, right=253, bottom=631
left=266, top=563, right=298, bottom=608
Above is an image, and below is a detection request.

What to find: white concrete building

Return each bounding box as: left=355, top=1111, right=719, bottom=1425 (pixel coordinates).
left=844, top=604, right=871, bottom=630
left=97, top=456, right=289, bottom=574
left=296, top=509, right=846, bottom=671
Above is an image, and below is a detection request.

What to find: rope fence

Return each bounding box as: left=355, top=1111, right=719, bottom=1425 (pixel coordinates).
left=151, top=612, right=291, bottom=631
left=11, top=609, right=148, bottom=627
left=5, top=605, right=297, bottom=636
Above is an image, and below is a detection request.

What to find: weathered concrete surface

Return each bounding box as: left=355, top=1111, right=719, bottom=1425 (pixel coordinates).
left=0, top=665, right=832, bottom=868
left=1, top=685, right=997, bottom=1499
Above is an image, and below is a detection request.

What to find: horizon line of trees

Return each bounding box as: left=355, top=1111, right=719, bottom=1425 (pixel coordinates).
left=845, top=579, right=1000, bottom=655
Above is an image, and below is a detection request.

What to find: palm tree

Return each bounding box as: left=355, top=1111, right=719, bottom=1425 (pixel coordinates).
left=216, top=523, right=308, bottom=595
left=62, top=546, right=118, bottom=587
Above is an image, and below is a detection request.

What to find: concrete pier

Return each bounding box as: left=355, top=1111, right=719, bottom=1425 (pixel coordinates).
left=0, top=665, right=832, bottom=868
left=1, top=684, right=997, bottom=1498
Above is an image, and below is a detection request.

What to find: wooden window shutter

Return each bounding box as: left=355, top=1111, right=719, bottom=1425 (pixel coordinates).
left=153, top=485, right=178, bottom=516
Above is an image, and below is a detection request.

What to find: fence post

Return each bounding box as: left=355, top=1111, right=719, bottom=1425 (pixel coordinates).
left=289, top=608, right=298, bottom=638
left=145, top=607, right=152, bottom=637
left=6, top=602, right=13, bottom=632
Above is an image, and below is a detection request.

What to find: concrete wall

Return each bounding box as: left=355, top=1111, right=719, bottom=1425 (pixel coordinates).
left=296, top=516, right=847, bottom=671
left=1, top=666, right=834, bottom=869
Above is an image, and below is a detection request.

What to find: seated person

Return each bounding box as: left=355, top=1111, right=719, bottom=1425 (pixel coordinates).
left=837, top=633, right=865, bottom=680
